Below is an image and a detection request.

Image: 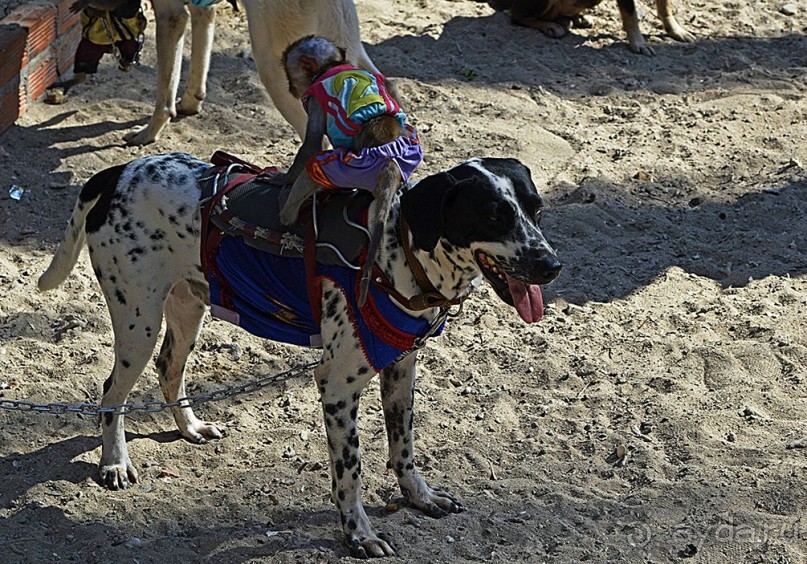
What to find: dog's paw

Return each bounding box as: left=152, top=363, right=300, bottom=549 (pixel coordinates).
left=177, top=92, right=204, bottom=116
left=628, top=39, right=655, bottom=56
left=666, top=23, right=695, bottom=43
left=180, top=421, right=224, bottom=444
left=124, top=126, right=158, bottom=146
left=406, top=487, right=465, bottom=518
left=99, top=461, right=139, bottom=490
left=572, top=14, right=593, bottom=29
left=345, top=530, right=397, bottom=559
left=540, top=22, right=569, bottom=39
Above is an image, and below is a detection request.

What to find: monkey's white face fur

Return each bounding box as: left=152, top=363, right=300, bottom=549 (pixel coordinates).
left=284, top=35, right=344, bottom=97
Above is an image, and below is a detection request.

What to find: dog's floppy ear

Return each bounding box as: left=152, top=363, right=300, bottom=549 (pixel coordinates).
left=400, top=171, right=457, bottom=252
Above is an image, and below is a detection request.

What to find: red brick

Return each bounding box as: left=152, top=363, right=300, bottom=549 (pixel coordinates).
left=56, top=22, right=80, bottom=75
left=0, top=24, right=27, bottom=86
left=2, top=3, right=57, bottom=59
left=19, top=81, right=27, bottom=115
left=26, top=52, right=57, bottom=100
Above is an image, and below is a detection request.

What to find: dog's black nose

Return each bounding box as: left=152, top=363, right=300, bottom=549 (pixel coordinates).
left=538, top=255, right=562, bottom=281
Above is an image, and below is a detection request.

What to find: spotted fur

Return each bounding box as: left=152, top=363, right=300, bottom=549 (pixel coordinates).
left=39, top=152, right=561, bottom=558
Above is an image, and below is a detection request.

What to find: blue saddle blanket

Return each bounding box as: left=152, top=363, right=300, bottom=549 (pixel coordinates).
left=207, top=236, right=445, bottom=372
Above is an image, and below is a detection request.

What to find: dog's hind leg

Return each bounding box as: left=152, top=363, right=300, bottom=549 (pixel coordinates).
left=157, top=279, right=223, bottom=443
left=176, top=5, right=216, bottom=116
left=97, top=298, right=164, bottom=490
left=124, top=0, right=189, bottom=145
left=381, top=354, right=465, bottom=517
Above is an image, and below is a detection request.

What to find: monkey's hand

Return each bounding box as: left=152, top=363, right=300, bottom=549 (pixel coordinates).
left=263, top=171, right=289, bottom=186
left=69, top=0, right=87, bottom=13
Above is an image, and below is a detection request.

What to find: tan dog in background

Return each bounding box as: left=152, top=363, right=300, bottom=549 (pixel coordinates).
left=125, top=0, right=387, bottom=145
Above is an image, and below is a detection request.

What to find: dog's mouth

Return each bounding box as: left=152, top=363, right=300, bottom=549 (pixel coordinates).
left=475, top=251, right=544, bottom=323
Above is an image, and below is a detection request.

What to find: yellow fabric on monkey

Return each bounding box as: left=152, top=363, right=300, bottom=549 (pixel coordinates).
left=81, top=8, right=145, bottom=46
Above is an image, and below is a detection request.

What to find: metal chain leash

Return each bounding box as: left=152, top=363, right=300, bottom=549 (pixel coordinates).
left=0, top=360, right=318, bottom=417
left=0, top=303, right=458, bottom=419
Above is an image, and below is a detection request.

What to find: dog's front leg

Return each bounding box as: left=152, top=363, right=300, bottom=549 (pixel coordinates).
left=176, top=5, right=215, bottom=116
left=617, top=0, right=654, bottom=55
left=656, top=0, right=694, bottom=42
left=381, top=353, right=465, bottom=517
left=315, top=359, right=396, bottom=558
left=124, top=0, right=189, bottom=145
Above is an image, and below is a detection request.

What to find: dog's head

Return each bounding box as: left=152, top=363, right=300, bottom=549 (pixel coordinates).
left=401, top=158, right=561, bottom=323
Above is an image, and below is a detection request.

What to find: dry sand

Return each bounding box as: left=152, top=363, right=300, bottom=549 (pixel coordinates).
left=1, top=0, right=806, bottom=561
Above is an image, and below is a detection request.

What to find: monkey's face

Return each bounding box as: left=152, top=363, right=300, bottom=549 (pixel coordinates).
left=283, top=59, right=309, bottom=99
left=287, top=54, right=326, bottom=99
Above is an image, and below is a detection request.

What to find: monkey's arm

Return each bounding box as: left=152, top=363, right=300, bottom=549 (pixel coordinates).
left=281, top=102, right=327, bottom=185
left=276, top=104, right=329, bottom=224
left=70, top=0, right=126, bottom=13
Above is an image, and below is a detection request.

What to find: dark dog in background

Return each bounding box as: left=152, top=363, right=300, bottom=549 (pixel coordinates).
left=480, top=0, right=694, bottom=55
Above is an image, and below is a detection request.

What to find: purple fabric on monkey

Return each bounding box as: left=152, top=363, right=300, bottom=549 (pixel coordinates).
left=306, top=126, right=423, bottom=191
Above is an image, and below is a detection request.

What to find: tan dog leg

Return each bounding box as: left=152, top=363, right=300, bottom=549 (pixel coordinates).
left=124, top=0, right=190, bottom=145
left=177, top=4, right=216, bottom=116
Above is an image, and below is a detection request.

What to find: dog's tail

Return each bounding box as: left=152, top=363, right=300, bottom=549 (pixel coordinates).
left=38, top=165, right=125, bottom=292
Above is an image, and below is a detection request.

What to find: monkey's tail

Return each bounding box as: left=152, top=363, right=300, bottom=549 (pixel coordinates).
left=358, top=163, right=402, bottom=306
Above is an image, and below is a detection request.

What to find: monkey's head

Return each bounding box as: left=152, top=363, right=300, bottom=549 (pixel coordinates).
left=282, top=36, right=347, bottom=99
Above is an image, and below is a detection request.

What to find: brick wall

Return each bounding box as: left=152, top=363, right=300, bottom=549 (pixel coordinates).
left=0, top=0, right=80, bottom=136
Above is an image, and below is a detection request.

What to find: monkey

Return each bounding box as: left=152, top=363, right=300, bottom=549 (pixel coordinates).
left=274, top=36, right=423, bottom=306
left=45, top=0, right=146, bottom=104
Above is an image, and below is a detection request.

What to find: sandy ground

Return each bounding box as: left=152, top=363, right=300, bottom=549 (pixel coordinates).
left=1, top=0, right=806, bottom=562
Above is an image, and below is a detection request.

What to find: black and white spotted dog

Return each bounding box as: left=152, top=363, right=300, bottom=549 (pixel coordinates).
left=39, top=152, right=561, bottom=558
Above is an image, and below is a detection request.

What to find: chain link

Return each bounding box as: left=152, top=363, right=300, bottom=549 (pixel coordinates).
left=0, top=361, right=318, bottom=417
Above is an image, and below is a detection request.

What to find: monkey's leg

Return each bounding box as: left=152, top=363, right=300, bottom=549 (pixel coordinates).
left=279, top=171, right=320, bottom=226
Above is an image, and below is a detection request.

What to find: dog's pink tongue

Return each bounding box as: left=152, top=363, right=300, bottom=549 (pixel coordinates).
left=506, top=275, right=544, bottom=323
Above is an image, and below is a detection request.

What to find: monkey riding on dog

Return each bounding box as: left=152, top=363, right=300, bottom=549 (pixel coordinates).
left=273, top=36, right=423, bottom=305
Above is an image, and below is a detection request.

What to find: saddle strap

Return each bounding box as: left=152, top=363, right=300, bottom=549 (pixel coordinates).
left=200, top=170, right=262, bottom=310
left=367, top=217, right=464, bottom=311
